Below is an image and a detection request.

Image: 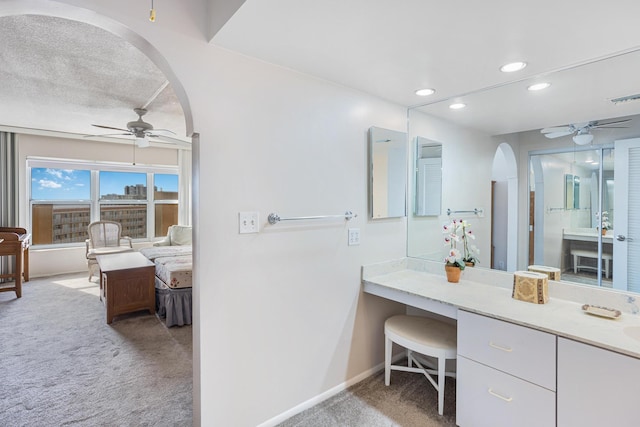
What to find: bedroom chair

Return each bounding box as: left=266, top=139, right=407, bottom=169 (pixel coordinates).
left=86, top=220, right=133, bottom=280
left=385, top=315, right=457, bottom=416
left=153, top=225, right=192, bottom=247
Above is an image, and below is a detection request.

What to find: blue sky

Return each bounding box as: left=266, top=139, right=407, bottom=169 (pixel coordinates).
left=31, top=168, right=177, bottom=200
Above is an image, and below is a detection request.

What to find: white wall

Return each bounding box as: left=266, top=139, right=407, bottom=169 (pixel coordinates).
left=16, top=132, right=179, bottom=277
left=407, top=109, right=499, bottom=266
left=4, top=2, right=410, bottom=425
left=195, top=47, right=408, bottom=426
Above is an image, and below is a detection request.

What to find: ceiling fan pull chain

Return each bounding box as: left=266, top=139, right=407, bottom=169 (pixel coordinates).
left=150, top=0, right=156, bottom=22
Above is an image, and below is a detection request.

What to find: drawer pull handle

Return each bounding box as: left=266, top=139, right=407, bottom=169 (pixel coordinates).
left=489, top=341, right=513, bottom=352
left=488, top=388, right=513, bottom=402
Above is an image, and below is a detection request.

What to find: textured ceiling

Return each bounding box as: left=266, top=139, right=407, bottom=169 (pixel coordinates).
left=0, top=15, right=187, bottom=145
left=5, top=4, right=640, bottom=144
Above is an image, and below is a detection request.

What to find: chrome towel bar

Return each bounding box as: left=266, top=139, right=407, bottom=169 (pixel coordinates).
left=446, top=208, right=483, bottom=216
left=268, top=211, right=356, bottom=225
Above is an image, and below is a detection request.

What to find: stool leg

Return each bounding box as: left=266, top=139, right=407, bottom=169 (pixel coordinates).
left=574, top=254, right=578, bottom=274
left=605, top=259, right=610, bottom=279
left=384, top=335, right=392, bottom=386
left=437, top=356, right=445, bottom=416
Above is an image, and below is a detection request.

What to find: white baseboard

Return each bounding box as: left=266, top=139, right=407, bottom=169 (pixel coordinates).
left=256, top=353, right=405, bottom=427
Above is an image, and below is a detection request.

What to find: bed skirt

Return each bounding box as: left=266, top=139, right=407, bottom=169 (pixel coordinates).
left=155, top=279, right=192, bottom=327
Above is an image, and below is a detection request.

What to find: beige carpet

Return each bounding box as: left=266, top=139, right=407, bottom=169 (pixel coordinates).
left=0, top=273, right=192, bottom=426
left=278, top=366, right=457, bottom=427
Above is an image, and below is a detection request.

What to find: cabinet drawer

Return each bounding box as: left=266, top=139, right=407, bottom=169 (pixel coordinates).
left=458, top=310, right=556, bottom=390
left=457, top=356, right=555, bottom=427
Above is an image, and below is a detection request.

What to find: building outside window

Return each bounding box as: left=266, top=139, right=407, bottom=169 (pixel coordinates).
left=29, top=159, right=178, bottom=247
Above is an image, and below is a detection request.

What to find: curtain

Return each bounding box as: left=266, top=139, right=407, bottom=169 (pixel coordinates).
left=0, top=132, right=18, bottom=282
left=178, top=148, right=192, bottom=226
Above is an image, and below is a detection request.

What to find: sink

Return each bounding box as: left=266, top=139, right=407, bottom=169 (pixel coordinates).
left=623, top=326, right=640, bottom=341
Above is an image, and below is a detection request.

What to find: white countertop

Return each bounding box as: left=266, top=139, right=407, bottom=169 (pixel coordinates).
left=563, top=230, right=613, bottom=242
left=363, top=265, right=640, bottom=359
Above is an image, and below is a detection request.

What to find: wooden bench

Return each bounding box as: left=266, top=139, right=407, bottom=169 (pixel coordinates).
left=571, top=249, right=613, bottom=278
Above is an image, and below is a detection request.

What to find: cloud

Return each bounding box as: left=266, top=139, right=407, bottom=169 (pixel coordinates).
left=39, top=179, right=62, bottom=189
left=46, top=169, right=63, bottom=179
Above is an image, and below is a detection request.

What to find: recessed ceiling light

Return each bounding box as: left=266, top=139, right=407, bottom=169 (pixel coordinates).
left=449, top=103, right=466, bottom=110
left=415, top=88, right=436, bottom=96
left=528, top=82, right=551, bottom=91
left=500, top=61, right=527, bottom=73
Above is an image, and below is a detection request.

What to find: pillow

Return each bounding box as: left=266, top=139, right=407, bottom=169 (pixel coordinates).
left=169, top=225, right=192, bottom=246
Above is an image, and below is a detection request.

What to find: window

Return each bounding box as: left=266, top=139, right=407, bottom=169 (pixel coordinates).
left=29, top=159, right=179, bottom=247
left=154, top=173, right=179, bottom=237
left=31, top=168, right=91, bottom=245
left=99, top=171, right=148, bottom=238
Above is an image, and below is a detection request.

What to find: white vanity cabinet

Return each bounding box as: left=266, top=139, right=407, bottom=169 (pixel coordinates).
left=456, top=311, right=556, bottom=427
left=557, top=337, right=640, bottom=426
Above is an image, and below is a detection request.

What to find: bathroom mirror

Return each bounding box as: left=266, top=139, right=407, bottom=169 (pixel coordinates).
left=369, top=126, right=407, bottom=219
left=407, top=47, right=640, bottom=294
left=414, top=137, right=442, bottom=216
left=564, top=174, right=580, bottom=210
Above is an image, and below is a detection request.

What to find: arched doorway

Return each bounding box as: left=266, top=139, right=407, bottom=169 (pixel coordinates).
left=491, top=142, right=517, bottom=271
left=0, top=2, right=198, bottom=424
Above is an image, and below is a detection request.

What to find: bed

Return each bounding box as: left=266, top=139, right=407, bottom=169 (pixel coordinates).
left=139, top=244, right=192, bottom=327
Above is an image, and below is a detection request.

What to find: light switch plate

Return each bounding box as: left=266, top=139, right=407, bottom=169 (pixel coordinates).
left=348, top=228, right=360, bottom=246
left=239, top=212, right=259, bottom=234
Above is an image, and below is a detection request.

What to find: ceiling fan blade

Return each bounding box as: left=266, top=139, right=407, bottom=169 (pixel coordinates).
left=83, top=133, right=132, bottom=138
left=149, top=134, right=192, bottom=148
left=543, top=131, right=574, bottom=139
left=541, top=126, right=572, bottom=134
left=592, top=126, right=629, bottom=130
left=593, top=119, right=632, bottom=128
left=91, top=124, right=131, bottom=132
left=150, top=129, right=176, bottom=135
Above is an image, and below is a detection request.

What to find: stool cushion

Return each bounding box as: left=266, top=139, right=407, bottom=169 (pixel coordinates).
left=385, top=315, right=457, bottom=353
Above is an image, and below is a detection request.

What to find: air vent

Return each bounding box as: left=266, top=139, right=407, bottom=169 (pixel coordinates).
left=610, top=94, right=640, bottom=104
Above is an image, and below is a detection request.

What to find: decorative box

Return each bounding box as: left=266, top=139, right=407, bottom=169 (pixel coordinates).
left=527, top=265, right=561, bottom=281
left=512, top=271, right=549, bottom=304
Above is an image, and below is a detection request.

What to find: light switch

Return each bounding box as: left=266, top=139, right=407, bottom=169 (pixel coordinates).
left=348, top=228, right=360, bottom=246
left=239, top=212, right=259, bottom=234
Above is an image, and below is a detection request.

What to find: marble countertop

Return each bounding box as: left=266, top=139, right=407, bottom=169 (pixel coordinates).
left=363, top=266, right=640, bottom=359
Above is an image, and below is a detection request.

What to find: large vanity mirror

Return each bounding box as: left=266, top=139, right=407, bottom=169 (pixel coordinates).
left=368, top=126, right=408, bottom=219
left=407, top=47, right=640, bottom=294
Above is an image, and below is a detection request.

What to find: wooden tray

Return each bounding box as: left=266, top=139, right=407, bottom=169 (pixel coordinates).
left=582, top=304, right=622, bottom=319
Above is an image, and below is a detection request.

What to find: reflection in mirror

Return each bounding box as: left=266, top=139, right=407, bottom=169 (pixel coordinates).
left=407, top=48, right=640, bottom=294
left=415, top=137, right=442, bottom=216
left=564, top=174, right=580, bottom=210
left=368, top=126, right=407, bottom=219
left=531, top=148, right=613, bottom=287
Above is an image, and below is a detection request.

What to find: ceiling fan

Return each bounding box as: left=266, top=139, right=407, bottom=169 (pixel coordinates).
left=540, top=119, right=631, bottom=145
left=88, top=107, right=183, bottom=148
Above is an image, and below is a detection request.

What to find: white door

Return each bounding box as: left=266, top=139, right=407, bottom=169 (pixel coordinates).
left=613, top=138, right=640, bottom=292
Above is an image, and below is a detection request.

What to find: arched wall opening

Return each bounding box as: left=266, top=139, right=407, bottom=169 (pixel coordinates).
left=491, top=142, right=518, bottom=271
left=0, top=0, right=200, bottom=422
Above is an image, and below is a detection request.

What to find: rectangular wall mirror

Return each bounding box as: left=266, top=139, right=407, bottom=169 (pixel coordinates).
left=414, top=137, right=442, bottom=216
left=368, top=126, right=407, bottom=219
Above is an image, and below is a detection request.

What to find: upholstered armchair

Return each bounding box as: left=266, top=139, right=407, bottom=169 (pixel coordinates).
left=154, top=225, right=192, bottom=246
left=85, top=221, right=133, bottom=280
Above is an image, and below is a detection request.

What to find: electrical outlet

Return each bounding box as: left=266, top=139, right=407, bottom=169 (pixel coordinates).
left=239, top=212, right=259, bottom=234
left=348, top=228, right=360, bottom=246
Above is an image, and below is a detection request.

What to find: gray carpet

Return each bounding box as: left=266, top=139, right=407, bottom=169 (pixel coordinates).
left=0, top=273, right=192, bottom=427
left=279, top=367, right=457, bottom=427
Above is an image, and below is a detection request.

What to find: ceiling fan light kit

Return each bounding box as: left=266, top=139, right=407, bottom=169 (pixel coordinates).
left=572, top=133, right=594, bottom=145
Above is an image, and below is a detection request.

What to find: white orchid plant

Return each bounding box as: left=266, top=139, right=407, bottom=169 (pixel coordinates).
left=443, top=219, right=480, bottom=269
left=599, top=211, right=611, bottom=231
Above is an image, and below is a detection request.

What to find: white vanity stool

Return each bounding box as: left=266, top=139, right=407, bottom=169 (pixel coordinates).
left=384, top=315, right=457, bottom=416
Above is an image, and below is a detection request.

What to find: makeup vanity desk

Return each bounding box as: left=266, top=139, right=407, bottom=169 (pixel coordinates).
left=362, top=258, right=640, bottom=426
